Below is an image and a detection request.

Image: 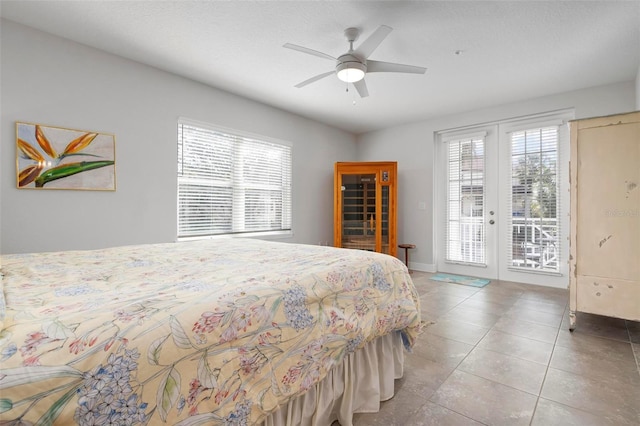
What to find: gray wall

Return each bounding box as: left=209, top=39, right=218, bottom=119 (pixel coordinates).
left=356, top=81, right=636, bottom=272
left=0, top=20, right=356, bottom=254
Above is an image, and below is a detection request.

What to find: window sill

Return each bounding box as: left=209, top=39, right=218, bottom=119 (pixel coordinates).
left=177, top=230, right=293, bottom=243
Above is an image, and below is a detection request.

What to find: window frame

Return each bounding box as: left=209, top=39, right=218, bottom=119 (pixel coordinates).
left=177, top=118, right=293, bottom=241
left=506, top=124, right=561, bottom=273
left=443, top=133, right=488, bottom=266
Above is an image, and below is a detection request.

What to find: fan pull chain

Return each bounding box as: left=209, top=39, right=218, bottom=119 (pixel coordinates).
left=344, top=82, right=356, bottom=105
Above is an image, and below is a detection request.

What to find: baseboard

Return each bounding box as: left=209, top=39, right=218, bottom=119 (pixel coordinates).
left=408, top=262, right=436, bottom=273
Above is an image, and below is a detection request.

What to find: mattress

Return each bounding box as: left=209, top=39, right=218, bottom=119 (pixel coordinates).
left=0, top=238, right=422, bottom=425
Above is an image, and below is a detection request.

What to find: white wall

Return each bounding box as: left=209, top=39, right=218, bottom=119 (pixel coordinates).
left=357, top=81, right=636, bottom=272
left=0, top=20, right=356, bottom=254
left=2, top=19, right=637, bottom=260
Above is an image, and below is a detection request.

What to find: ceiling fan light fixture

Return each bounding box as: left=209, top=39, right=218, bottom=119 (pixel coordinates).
left=285, top=24, right=425, bottom=98
left=336, top=61, right=366, bottom=83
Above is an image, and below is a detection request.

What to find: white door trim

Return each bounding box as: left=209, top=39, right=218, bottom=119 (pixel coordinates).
left=435, top=124, right=498, bottom=279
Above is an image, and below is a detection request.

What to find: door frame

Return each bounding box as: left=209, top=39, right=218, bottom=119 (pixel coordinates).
left=434, top=124, right=498, bottom=280
left=435, top=110, right=573, bottom=288
left=495, top=112, right=573, bottom=287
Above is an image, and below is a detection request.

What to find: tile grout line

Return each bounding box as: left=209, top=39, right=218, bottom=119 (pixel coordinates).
left=544, top=306, right=636, bottom=423
left=413, top=273, right=639, bottom=424
left=527, top=300, right=567, bottom=425
left=626, top=320, right=640, bottom=377
left=369, top=273, right=636, bottom=425
left=423, top=280, right=492, bottom=425
left=431, top=287, right=541, bottom=425
left=493, top=289, right=547, bottom=426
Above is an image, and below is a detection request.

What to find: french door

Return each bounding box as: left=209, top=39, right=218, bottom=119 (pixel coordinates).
left=436, top=112, right=572, bottom=287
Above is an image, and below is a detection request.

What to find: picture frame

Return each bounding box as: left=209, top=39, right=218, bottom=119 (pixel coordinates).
left=16, top=122, right=116, bottom=191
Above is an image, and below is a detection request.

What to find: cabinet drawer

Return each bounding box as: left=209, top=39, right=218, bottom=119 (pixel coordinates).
left=576, top=275, right=640, bottom=321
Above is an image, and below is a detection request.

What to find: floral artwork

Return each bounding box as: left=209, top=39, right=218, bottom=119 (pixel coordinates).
left=16, top=122, right=115, bottom=190
left=0, top=238, right=423, bottom=425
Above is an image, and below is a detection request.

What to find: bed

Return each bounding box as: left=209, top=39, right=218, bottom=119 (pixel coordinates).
left=0, top=238, right=423, bottom=425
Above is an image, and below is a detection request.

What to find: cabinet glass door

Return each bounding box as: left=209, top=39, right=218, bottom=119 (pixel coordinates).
left=381, top=185, right=390, bottom=254
left=341, top=173, right=377, bottom=252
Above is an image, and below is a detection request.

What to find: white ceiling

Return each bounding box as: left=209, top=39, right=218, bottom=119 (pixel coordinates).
left=1, top=1, right=639, bottom=134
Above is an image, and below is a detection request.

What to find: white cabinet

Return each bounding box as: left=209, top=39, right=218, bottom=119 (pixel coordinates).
left=569, top=111, right=640, bottom=330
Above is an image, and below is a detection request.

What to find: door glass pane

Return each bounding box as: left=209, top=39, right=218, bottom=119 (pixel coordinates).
left=341, top=174, right=376, bottom=251
left=509, top=127, right=559, bottom=272
left=446, top=138, right=486, bottom=264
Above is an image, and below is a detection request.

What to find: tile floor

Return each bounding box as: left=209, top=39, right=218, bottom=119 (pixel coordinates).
left=351, top=271, right=640, bottom=426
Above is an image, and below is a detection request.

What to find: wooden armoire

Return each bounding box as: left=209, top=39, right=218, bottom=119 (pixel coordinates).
left=569, top=111, right=640, bottom=330
left=334, top=162, right=397, bottom=256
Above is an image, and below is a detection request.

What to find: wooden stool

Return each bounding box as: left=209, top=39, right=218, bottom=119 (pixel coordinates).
left=398, top=244, right=416, bottom=271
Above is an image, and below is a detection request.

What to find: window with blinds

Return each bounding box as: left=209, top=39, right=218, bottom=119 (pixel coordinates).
left=508, top=126, right=560, bottom=272
left=177, top=121, right=292, bottom=239
left=446, top=136, right=486, bottom=264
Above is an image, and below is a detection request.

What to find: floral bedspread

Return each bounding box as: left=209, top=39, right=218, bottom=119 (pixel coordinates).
left=0, top=238, right=422, bottom=425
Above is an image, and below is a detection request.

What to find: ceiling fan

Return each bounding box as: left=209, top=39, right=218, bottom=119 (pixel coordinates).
left=283, top=25, right=426, bottom=98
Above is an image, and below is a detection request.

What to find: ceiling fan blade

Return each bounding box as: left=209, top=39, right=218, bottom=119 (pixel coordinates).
left=283, top=43, right=336, bottom=61
left=356, top=25, right=393, bottom=59
left=294, top=70, right=335, bottom=88
left=367, top=60, right=427, bottom=74
left=353, top=79, right=369, bottom=98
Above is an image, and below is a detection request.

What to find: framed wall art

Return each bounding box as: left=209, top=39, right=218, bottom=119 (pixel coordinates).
left=16, top=122, right=116, bottom=190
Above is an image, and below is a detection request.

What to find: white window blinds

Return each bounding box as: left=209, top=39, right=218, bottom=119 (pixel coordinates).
left=177, top=121, right=292, bottom=238
left=508, top=126, right=560, bottom=272
left=445, top=135, right=486, bottom=265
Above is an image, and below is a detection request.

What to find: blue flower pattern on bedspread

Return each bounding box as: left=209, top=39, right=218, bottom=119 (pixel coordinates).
left=75, top=348, right=149, bottom=425
left=54, top=284, right=100, bottom=297
left=0, top=239, right=423, bottom=425
left=370, top=262, right=392, bottom=291
left=283, top=284, right=314, bottom=331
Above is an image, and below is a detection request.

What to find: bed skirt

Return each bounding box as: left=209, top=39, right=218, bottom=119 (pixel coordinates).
left=261, top=331, right=404, bottom=426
